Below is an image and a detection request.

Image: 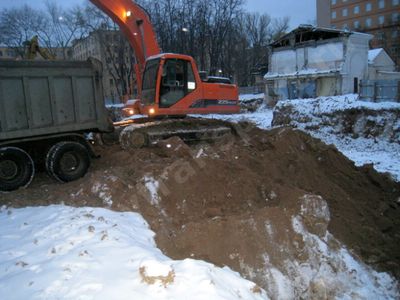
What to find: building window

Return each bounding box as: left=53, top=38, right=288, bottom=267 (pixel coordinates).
left=379, top=0, right=385, bottom=8
left=366, top=18, right=372, bottom=27
left=393, top=0, right=399, bottom=6
left=331, top=0, right=337, bottom=5
left=392, top=30, right=399, bottom=38
left=366, top=2, right=372, bottom=11
left=353, top=5, right=360, bottom=14
left=343, top=23, right=349, bottom=29
left=354, top=20, right=360, bottom=28
left=332, top=11, right=337, bottom=19
left=393, top=12, right=399, bottom=23
left=0, top=51, right=2, bottom=57
left=376, top=32, right=385, bottom=39
left=342, top=8, right=348, bottom=17
left=379, top=15, right=385, bottom=25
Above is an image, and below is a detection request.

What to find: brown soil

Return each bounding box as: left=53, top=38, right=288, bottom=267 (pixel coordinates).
left=1, top=123, right=399, bottom=295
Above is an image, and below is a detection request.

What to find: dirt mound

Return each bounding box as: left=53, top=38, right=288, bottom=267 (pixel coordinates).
left=1, top=124, right=399, bottom=297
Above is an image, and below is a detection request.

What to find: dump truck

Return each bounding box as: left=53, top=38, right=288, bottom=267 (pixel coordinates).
left=0, top=58, right=113, bottom=192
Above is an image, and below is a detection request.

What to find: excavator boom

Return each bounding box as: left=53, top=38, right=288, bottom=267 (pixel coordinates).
left=89, top=0, right=161, bottom=91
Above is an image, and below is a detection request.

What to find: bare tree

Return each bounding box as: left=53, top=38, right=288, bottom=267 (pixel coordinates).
left=44, top=0, right=87, bottom=59
left=272, top=17, right=290, bottom=41
left=0, top=0, right=290, bottom=87
left=100, top=30, right=136, bottom=98
left=0, top=5, right=48, bottom=58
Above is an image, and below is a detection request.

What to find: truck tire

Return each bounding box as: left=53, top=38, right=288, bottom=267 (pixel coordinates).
left=46, top=141, right=90, bottom=183
left=0, top=147, right=35, bottom=192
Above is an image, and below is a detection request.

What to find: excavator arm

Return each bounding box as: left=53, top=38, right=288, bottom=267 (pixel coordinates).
left=89, top=0, right=161, bottom=92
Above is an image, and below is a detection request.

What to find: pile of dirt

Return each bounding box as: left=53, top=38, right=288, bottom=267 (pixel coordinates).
left=1, top=122, right=399, bottom=297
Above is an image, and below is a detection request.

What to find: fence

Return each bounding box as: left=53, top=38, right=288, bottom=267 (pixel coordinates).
left=359, top=80, right=400, bottom=102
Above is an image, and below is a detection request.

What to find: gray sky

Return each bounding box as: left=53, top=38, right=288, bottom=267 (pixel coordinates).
left=0, top=0, right=316, bottom=29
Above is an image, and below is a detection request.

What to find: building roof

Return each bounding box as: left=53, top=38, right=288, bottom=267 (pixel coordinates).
left=271, top=25, right=372, bottom=48
left=368, top=48, right=384, bottom=64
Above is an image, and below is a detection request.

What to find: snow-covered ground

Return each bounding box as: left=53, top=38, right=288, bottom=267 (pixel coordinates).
left=201, top=93, right=400, bottom=181
left=0, top=206, right=267, bottom=300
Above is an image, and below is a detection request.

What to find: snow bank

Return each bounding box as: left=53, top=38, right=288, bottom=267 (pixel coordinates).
left=239, top=93, right=265, bottom=103
left=193, top=104, right=273, bottom=130
left=273, top=95, right=400, bottom=181
left=0, top=205, right=267, bottom=300
left=276, top=94, right=400, bottom=114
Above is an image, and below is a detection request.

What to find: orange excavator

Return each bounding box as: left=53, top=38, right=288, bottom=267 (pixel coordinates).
left=90, top=0, right=240, bottom=147
left=90, top=0, right=239, bottom=117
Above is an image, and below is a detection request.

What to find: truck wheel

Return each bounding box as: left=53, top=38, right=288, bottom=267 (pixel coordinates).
left=0, top=147, right=35, bottom=192
left=46, top=141, right=90, bottom=183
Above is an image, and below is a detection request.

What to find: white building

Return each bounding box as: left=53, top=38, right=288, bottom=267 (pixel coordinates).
left=264, top=25, right=373, bottom=105
left=368, top=48, right=400, bottom=81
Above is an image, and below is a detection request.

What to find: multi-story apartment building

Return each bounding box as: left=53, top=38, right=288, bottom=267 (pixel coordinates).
left=317, top=0, right=400, bottom=68
left=72, top=29, right=136, bottom=104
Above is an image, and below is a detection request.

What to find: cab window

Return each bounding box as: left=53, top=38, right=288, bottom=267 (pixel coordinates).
left=141, top=58, right=160, bottom=105
left=159, top=59, right=197, bottom=108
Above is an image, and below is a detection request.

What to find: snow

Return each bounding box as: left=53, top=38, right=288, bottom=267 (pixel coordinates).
left=194, top=106, right=273, bottom=130
left=264, top=68, right=340, bottom=79
left=277, top=94, right=400, bottom=113
left=290, top=213, right=398, bottom=300
left=239, top=93, right=265, bottom=103
left=144, top=176, right=160, bottom=205
left=308, top=129, right=400, bottom=181
left=0, top=205, right=268, bottom=300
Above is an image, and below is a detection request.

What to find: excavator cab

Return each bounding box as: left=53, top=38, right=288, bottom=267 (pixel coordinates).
left=140, top=54, right=239, bottom=117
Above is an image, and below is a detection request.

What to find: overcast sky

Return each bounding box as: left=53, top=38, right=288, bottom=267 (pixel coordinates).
left=0, top=0, right=316, bottom=29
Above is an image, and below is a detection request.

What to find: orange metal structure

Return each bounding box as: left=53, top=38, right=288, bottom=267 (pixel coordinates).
left=90, top=0, right=240, bottom=116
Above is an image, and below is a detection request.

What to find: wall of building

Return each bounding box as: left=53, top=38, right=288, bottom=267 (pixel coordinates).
left=341, top=33, right=371, bottom=93
left=269, top=41, right=344, bottom=74
left=317, top=0, right=331, bottom=27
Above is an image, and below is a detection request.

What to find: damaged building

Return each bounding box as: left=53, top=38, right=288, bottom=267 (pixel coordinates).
left=264, top=25, right=373, bottom=105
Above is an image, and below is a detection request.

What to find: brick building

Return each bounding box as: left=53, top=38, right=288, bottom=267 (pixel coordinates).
left=317, top=0, right=400, bottom=68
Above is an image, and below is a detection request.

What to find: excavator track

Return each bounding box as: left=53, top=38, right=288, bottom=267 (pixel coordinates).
left=119, top=118, right=233, bottom=149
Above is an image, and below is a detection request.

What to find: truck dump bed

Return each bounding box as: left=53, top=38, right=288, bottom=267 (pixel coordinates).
left=0, top=59, right=111, bottom=142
